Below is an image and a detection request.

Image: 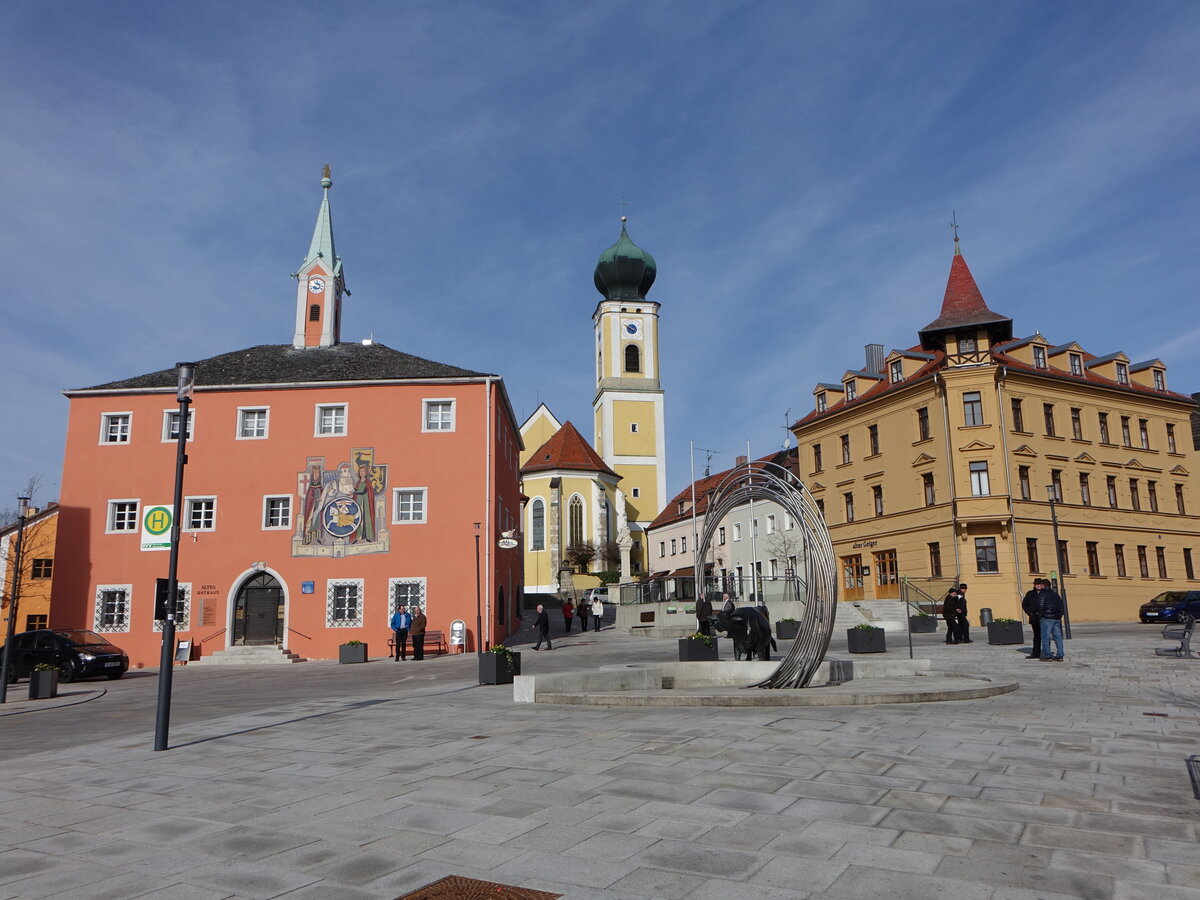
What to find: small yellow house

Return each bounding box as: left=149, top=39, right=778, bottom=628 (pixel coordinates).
left=1, top=503, right=59, bottom=634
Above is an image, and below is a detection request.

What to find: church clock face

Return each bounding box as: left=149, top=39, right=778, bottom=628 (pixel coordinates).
left=622, top=319, right=643, bottom=339
left=308, top=277, right=326, bottom=293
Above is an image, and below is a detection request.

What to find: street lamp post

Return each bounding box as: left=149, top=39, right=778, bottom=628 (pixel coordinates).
left=1046, top=485, right=1072, bottom=639
left=154, top=362, right=196, bottom=751
left=0, top=496, right=33, bottom=704
left=474, top=522, right=483, bottom=657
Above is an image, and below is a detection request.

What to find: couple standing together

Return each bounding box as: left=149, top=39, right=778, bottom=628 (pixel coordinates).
left=1021, top=578, right=1066, bottom=661
left=388, top=606, right=427, bottom=661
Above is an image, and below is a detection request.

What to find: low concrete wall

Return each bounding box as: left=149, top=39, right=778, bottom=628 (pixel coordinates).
left=513, top=656, right=930, bottom=702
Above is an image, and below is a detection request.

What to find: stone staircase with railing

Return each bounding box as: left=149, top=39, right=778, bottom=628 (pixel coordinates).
left=850, top=599, right=940, bottom=633
left=189, top=645, right=307, bottom=666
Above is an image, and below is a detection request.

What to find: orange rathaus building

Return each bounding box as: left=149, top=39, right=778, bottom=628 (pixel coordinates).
left=50, top=169, right=524, bottom=666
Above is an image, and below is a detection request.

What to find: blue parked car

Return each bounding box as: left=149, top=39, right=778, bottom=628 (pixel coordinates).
left=1139, top=591, right=1200, bottom=623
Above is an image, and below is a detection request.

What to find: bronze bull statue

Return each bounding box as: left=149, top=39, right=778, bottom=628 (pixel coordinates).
left=711, top=607, right=777, bottom=661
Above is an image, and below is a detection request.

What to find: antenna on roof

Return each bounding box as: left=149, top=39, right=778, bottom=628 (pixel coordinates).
left=695, top=447, right=719, bottom=477
left=781, top=408, right=792, bottom=449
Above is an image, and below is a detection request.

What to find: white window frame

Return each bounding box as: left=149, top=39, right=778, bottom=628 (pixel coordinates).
left=153, top=582, right=191, bottom=632
left=1069, top=354, right=1083, bottom=376
left=237, top=407, right=270, bottom=440
left=529, top=498, right=545, bottom=551
left=817, top=393, right=827, bottom=413
left=389, top=577, right=427, bottom=615
left=670, top=539, right=677, bottom=555
left=845, top=381, right=857, bottom=401
left=1033, top=346, right=1047, bottom=369
left=183, top=496, right=217, bottom=532
left=106, top=499, right=140, bottom=533
left=161, top=409, right=195, bottom=443
left=631, top=487, right=640, bottom=498
left=784, top=513, right=794, bottom=530
left=681, top=536, right=687, bottom=553
left=314, top=403, right=348, bottom=437
left=262, top=495, right=292, bottom=530
left=422, top=399, right=456, bottom=433
left=94, top=584, right=132, bottom=633
left=890, top=360, right=903, bottom=383
left=1153, top=369, right=1165, bottom=391
left=659, top=541, right=666, bottom=558
left=1116, top=362, right=1129, bottom=385
left=970, top=461, right=991, bottom=496
left=732, top=523, right=742, bottom=542
left=766, top=514, right=776, bottom=535
left=630, top=422, right=639, bottom=433
left=326, top=578, right=364, bottom=627
left=719, top=526, right=726, bottom=545
left=392, top=487, right=428, bottom=524
left=99, top=412, right=132, bottom=445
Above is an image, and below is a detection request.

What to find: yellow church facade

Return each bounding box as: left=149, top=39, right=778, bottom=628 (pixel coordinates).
left=793, top=242, right=1200, bottom=623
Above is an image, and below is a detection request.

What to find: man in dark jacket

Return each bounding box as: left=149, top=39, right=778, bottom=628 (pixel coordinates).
left=1037, top=581, right=1065, bottom=660
left=942, top=588, right=961, bottom=644
left=533, top=604, right=552, bottom=651
left=954, top=583, right=973, bottom=643
left=1021, top=579, right=1043, bottom=659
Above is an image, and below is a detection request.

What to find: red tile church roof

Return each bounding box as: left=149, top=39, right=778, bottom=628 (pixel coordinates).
left=520, top=421, right=618, bottom=478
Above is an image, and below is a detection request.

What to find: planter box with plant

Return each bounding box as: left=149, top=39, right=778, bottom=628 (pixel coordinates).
left=775, top=618, right=800, bottom=640
left=338, top=641, right=368, bottom=664
left=908, top=613, right=937, bottom=633
left=479, top=645, right=521, bottom=684
left=679, top=633, right=719, bottom=661
left=29, top=664, right=58, bottom=700
left=987, top=618, right=1024, bottom=645
left=847, top=624, right=886, bottom=654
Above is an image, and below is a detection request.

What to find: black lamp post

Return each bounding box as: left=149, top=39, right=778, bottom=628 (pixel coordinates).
left=474, top=522, right=483, bottom=656
left=154, top=362, right=196, bottom=751
left=0, top=496, right=33, bottom=704
left=1046, top=484, right=1072, bottom=639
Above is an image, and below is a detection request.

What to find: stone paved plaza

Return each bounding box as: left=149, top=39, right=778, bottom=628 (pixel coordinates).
left=1, top=621, right=1198, bottom=899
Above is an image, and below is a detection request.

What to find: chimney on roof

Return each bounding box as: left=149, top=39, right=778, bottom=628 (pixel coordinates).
left=865, top=344, right=885, bottom=374
left=735, top=455, right=748, bottom=466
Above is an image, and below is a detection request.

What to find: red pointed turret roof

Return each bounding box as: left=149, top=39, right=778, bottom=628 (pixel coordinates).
left=918, top=247, right=1012, bottom=344
left=520, top=421, right=618, bottom=478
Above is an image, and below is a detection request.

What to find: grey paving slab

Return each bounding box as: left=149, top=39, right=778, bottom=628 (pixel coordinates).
left=608, top=866, right=705, bottom=899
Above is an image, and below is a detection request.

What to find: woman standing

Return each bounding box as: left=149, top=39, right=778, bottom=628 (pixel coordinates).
left=561, top=599, right=574, bottom=633
left=591, top=596, right=604, bottom=632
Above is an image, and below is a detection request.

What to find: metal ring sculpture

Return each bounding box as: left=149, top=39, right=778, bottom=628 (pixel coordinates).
left=695, top=460, right=837, bottom=689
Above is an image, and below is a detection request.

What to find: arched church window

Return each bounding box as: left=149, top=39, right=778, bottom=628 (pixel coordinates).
left=624, top=344, right=640, bottom=373
left=530, top=498, right=545, bottom=551
left=568, top=495, right=584, bottom=546
left=309, top=304, right=321, bottom=322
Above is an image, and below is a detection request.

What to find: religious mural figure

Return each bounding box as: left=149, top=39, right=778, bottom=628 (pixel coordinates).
left=293, top=449, right=389, bottom=557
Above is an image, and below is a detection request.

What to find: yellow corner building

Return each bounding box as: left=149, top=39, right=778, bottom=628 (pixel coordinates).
left=793, top=238, right=1199, bottom=623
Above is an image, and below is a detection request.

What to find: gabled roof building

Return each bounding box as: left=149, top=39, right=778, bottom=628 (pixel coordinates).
left=793, top=238, right=1199, bottom=622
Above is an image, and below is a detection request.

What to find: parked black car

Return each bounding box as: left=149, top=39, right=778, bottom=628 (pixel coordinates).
left=1139, top=591, right=1200, bottom=624
left=2, top=629, right=128, bottom=683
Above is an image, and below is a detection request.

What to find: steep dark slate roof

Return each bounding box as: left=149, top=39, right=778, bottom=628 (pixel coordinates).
left=75, top=343, right=488, bottom=392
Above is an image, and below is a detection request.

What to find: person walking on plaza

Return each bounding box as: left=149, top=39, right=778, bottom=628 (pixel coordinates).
left=389, top=605, right=412, bottom=661
left=1021, top=579, right=1043, bottom=660
left=955, top=583, right=973, bottom=643
left=591, top=596, right=604, bottom=632
left=562, top=599, right=574, bottom=633
left=533, top=604, right=552, bottom=650
left=410, top=606, right=427, bottom=660
left=1038, top=580, right=1065, bottom=661
left=943, top=587, right=962, bottom=644
left=695, top=592, right=714, bottom=636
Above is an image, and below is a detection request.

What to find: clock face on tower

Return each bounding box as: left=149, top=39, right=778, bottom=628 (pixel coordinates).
left=308, top=278, right=325, bottom=293
left=622, top=319, right=643, bottom=339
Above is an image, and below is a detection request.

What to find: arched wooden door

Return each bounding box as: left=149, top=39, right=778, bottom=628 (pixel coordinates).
left=233, top=573, right=284, bottom=645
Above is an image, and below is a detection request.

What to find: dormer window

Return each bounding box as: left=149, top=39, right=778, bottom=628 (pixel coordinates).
left=816, top=393, right=827, bottom=413
left=1116, top=362, right=1129, bottom=385
left=845, top=381, right=857, bottom=401
left=1069, top=353, right=1083, bottom=376
left=1033, top=346, right=1047, bottom=369
left=889, top=360, right=903, bottom=383
left=958, top=333, right=976, bottom=353
left=1153, top=369, right=1165, bottom=391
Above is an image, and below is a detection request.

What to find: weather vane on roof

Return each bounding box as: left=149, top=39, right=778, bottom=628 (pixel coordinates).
left=950, top=210, right=960, bottom=244
left=618, top=198, right=631, bottom=222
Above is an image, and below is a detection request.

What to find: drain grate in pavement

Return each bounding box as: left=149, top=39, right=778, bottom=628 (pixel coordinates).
left=1187, top=756, right=1200, bottom=800
left=397, top=875, right=561, bottom=899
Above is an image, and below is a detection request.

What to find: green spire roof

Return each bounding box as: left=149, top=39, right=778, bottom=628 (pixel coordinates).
left=301, top=164, right=342, bottom=278
left=594, top=219, right=656, bottom=301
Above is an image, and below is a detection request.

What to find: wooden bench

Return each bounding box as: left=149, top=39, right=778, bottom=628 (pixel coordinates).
left=1156, top=613, right=1196, bottom=659
left=387, top=630, right=448, bottom=656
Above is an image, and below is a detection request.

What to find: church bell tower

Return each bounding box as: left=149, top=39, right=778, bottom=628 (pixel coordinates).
left=591, top=217, right=666, bottom=562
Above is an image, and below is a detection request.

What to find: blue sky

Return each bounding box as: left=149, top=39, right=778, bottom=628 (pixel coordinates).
left=2, top=1, right=1198, bottom=510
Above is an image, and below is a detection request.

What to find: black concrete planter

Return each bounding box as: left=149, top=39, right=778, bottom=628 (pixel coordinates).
left=776, top=621, right=799, bottom=640
left=29, top=670, right=58, bottom=700
left=678, top=637, right=719, bottom=661
left=479, top=652, right=521, bottom=684
left=908, top=615, right=938, bottom=633
left=338, top=643, right=368, bottom=664
left=847, top=627, right=886, bottom=654
left=987, top=621, right=1024, bottom=645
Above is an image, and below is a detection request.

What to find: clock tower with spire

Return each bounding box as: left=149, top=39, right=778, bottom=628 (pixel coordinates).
left=293, top=165, right=348, bottom=349
left=591, top=217, right=666, bottom=572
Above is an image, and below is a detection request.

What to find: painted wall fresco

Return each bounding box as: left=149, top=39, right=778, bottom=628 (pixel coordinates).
left=292, top=448, right=390, bottom=557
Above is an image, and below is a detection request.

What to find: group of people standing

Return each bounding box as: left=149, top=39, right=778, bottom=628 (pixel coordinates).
left=941, top=583, right=973, bottom=644
left=532, top=595, right=606, bottom=650
left=388, top=606, right=427, bottom=661
left=1021, top=577, right=1066, bottom=661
